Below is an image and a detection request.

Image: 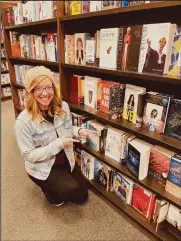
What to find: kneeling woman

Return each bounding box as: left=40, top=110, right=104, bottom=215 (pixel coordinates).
left=14, top=66, right=89, bottom=206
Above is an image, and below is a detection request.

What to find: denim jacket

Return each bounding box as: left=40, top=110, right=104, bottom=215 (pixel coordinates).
left=14, top=101, right=79, bottom=180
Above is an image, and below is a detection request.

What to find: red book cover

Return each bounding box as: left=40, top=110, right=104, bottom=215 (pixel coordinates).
left=132, top=184, right=153, bottom=219
left=70, top=75, right=79, bottom=104
left=100, top=81, right=116, bottom=114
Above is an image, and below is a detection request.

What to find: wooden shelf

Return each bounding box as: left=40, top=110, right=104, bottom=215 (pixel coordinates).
left=80, top=143, right=181, bottom=209
left=1, top=57, right=6, bottom=60
left=1, top=83, right=11, bottom=88
left=12, top=83, right=25, bottom=89
left=1, top=70, right=9, bottom=74
left=60, top=1, right=181, bottom=21
left=87, top=179, right=177, bottom=241
left=1, top=96, right=12, bottom=101
left=62, top=64, right=181, bottom=85
left=4, top=18, right=57, bottom=31
left=9, top=56, right=59, bottom=67
left=69, top=103, right=181, bottom=153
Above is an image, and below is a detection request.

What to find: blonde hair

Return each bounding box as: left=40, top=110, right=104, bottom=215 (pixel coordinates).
left=26, top=77, right=65, bottom=123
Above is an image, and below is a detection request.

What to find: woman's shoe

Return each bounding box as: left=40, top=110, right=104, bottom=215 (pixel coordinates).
left=52, top=201, right=64, bottom=207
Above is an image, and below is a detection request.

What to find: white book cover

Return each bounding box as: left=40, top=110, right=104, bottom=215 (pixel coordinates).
left=138, top=23, right=172, bottom=75
left=155, top=201, right=169, bottom=231
left=34, top=36, right=41, bottom=60
left=81, top=150, right=95, bottom=180
left=86, top=39, right=95, bottom=65
left=89, top=1, right=102, bottom=12
left=75, top=33, right=90, bottom=65
left=45, top=34, right=56, bottom=62
left=123, top=84, right=146, bottom=124
left=84, top=76, right=101, bottom=109
left=166, top=204, right=181, bottom=231
left=105, top=126, right=126, bottom=162
left=2, top=87, right=12, bottom=97
left=127, top=138, right=153, bottom=180
left=100, top=28, right=119, bottom=69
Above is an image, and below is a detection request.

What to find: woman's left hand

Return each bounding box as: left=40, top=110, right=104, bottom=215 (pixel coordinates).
left=78, top=128, right=97, bottom=139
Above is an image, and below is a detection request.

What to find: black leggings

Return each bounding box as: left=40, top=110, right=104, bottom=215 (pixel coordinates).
left=29, top=162, right=88, bottom=205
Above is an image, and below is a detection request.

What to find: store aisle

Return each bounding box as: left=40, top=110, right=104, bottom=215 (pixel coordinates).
left=1, top=100, right=151, bottom=241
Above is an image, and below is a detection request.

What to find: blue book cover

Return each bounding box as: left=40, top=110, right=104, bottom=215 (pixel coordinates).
left=126, top=142, right=140, bottom=178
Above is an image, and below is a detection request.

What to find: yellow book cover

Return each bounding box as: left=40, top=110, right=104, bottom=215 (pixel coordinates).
left=72, top=1, right=82, bottom=15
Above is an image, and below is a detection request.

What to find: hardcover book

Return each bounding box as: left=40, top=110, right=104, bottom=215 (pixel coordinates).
left=113, top=172, right=134, bottom=205
left=166, top=204, right=181, bottom=233
left=166, top=154, right=181, bottom=199
left=165, top=98, right=181, bottom=140
left=132, top=184, right=156, bottom=220
left=138, top=23, right=175, bottom=75
left=123, top=84, right=146, bottom=124
left=142, top=92, right=171, bottom=134
left=65, top=35, right=75, bottom=64
left=126, top=138, right=153, bottom=180
left=100, top=28, right=119, bottom=69
left=148, top=145, right=175, bottom=186
left=71, top=1, right=82, bottom=15
left=82, top=0, right=89, bottom=13
left=75, top=33, right=90, bottom=65
left=85, top=39, right=95, bottom=66
left=168, top=28, right=181, bottom=77
left=101, top=1, right=121, bottom=10
left=70, top=75, right=84, bottom=104
left=89, top=1, right=102, bottom=12
left=81, top=150, right=95, bottom=180
left=94, top=159, right=112, bottom=191
left=153, top=199, right=169, bottom=232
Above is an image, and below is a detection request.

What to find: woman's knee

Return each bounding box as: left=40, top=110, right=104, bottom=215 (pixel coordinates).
left=68, top=183, right=88, bottom=204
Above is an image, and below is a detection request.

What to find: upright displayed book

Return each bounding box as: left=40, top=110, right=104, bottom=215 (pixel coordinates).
left=82, top=1, right=89, bottom=13
left=142, top=92, right=171, bottom=133
left=89, top=1, right=102, bottom=12
left=131, top=184, right=156, bottom=220
left=65, top=35, right=75, bottom=64
left=166, top=154, right=181, bottom=199
left=126, top=138, right=153, bottom=180
left=85, top=39, right=95, bottom=66
left=148, top=145, right=175, bottom=186
left=123, top=84, right=146, bottom=124
left=84, top=76, right=102, bottom=110
left=70, top=75, right=84, bottom=104
left=112, top=172, right=134, bottom=205
left=71, top=1, right=82, bottom=15
left=75, top=33, right=90, bottom=65
left=165, top=98, right=181, bottom=140
left=81, top=150, right=95, bottom=180
left=166, top=204, right=181, bottom=238
left=101, top=1, right=121, bottom=10
left=138, top=23, right=176, bottom=75
left=168, top=27, right=181, bottom=77
left=99, top=28, right=119, bottom=69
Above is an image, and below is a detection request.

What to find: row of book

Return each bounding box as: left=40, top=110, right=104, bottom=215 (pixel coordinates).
left=70, top=74, right=181, bottom=140
left=10, top=32, right=58, bottom=62
left=65, top=1, right=151, bottom=15
left=1, top=73, right=10, bottom=85
left=1, top=42, right=6, bottom=58
left=1, top=87, right=12, bottom=98
left=1, top=60, right=8, bottom=72
left=65, top=23, right=181, bottom=77
left=7, top=1, right=57, bottom=26
left=72, top=115, right=181, bottom=200
left=78, top=149, right=181, bottom=238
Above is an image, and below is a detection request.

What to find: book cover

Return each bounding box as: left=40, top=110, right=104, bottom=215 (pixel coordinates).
left=70, top=75, right=84, bottom=104
left=72, top=1, right=82, bottom=15
left=82, top=0, right=89, bottom=13
left=142, top=92, right=171, bottom=134
left=165, top=99, right=181, bottom=140
left=123, top=84, right=146, bottom=124
left=100, top=28, right=119, bottom=69
left=168, top=28, right=181, bottom=77
left=75, top=33, right=90, bottom=65
left=166, top=204, right=181, bottom=232
left=95, top=30, right=100, bottom=66
left=113, top=172, right=134, bottom=204
left=45, top=33, right=56, bottom=62
left=94, top=159, right=112, bottom=191
left=102, top=1, right=121, bottom=10
left=153, top=199, right=169, bottom=226
left=138, top=23, right=172, bottom=75
left=1, top=60, right=8, bottom=71
left=89, top=1, right=102, bottom=12
left=81, top=150, right=95, bottom=180
left=2, top=87, right=12, bottom=97
left=166, top=154, right=181, bottom=199
left=148, top=145, right=175, bottom=186
left=10, top=32, right=21, bottom=57
left=65, top=1, right=72, bottom=16
left=128, top=1, right=145, bottom=6
left=85, top=39, right=95, bottom=66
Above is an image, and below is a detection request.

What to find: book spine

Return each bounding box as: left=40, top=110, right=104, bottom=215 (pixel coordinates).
left=138, top=25, right=148, bottom=73
left=136, top=93, right=146, bottom=128
left=117, top=28, right=124, bottom=70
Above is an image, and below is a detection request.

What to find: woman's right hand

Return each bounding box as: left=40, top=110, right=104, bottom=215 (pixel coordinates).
left=62, top=137, right=80, bottom=148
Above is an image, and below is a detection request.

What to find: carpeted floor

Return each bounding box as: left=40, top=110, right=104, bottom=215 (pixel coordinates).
left=1, top=100, right=153, bottom=241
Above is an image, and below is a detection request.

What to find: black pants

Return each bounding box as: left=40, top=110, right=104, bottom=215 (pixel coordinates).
left=29, top=162, right=88, bottom=205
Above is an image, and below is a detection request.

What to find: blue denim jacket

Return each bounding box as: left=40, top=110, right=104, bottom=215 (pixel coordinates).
left=14, top=101, right=79, bottom=180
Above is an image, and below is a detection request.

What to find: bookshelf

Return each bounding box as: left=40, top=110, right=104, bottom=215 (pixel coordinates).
left=2, top=2, right=181, bottom=240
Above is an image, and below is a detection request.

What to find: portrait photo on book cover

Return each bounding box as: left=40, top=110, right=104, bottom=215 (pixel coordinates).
left=76, top=37, right=84, bottom=65
left=143, top=102, right=164, bottom=133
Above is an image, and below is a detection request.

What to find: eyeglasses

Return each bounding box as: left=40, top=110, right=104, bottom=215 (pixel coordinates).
left=34, top=86, right=54, bottom=95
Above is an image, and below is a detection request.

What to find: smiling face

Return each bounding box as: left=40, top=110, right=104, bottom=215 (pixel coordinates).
left=33, top=77, right=54, bottom=110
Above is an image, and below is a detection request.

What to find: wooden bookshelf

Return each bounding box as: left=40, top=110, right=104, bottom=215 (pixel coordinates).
left=2, top=1, right=181, bottom=240
left=1, top=83, right=11, bottom=88
left=1, top=96, right=12, bottom=101
left=1, top=70, right=9, bottom=74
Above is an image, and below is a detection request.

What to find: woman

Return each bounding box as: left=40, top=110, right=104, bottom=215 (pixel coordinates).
left=14, top=66, right=91, bottom=206
left=76, top=37, right=84, bottom=65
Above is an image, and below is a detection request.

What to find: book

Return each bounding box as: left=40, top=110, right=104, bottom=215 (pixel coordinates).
left=121, top=1, right=128, bottom=6
left=82, top=0, right=89, bottom=13
left=72, top=1, right=82, bottom=15
left=94, top=159, right=112, bottom=191
left=105, top=126, right=126, bottom=162
left=128, top=1, right=145, bottom=6
left=65, top=1, right=72, bottom=15
left=148, top=145, right=175, bottom=186
left=121, top=134, right=136, bottom=165
left=85, top=39, right=96, bottom=66
left=95, top=30, right=100, bottom=66
left=45, top=33, right=57, bottom=62
left=138, top=23, right=176, bottom=75
left=113, top=172, right=134, bottom=205
left=131, top=184, right=156, bottom=220
left=100, top=28, right=119, bottom=69
left=89, top=1, right=102, bottom=12
left=2, top=87, right=12, bottom=97
left=70, top=75, right=84, bottom=104
left=123, top=84, right=146, bottom=124
left=165, top=98, right=181, bottom=141
left=142, top=92, right=171, bottom=134
left=84, top=76, right=102, bottom=110
left=166, top=154, right=181, bottom=199
left=153, top=199, right=169, bottom=232
left=168, top=28, right=181, bottom=77
left=166, top=204, right=181, bottom=233
left=75, top=33, right=90, bottom=65
left=102, top=1, right=121, bottom=10
left=1, top=74, right=10, bottom=84
left=81, top=150, right=95, bottom=180
left=1, top=60, right=8, bottom=71
left=10, top=32, right=21, bottom=57
left=126, top=138, right=153, bottom=180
